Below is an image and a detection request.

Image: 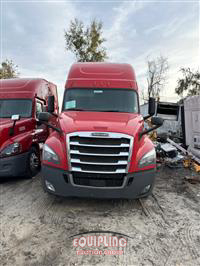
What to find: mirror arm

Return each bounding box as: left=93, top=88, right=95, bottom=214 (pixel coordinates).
left=139, top=124, right=161, bottom=139
left=9, top=120, right=17, bottom=136
left=143, top=115, right=151, bottom=121
left=42, top=121, right=62, bottom=134
left=51, top=113, right=58, bottom=118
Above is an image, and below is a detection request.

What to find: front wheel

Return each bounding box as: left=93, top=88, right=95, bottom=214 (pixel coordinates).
left=26, top=147, right=41, bottom=178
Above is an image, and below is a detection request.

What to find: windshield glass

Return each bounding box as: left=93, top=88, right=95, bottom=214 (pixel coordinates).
left=0, top=99, right=32, bottom=118
left=63, top=88, right=139, bottom=113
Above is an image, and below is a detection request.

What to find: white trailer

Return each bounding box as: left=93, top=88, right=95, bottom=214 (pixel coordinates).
left=184, top=95, right=200, bottom=158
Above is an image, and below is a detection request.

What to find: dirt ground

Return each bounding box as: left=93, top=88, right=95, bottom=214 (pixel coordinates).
left=0, top=166, right=200, bottom=266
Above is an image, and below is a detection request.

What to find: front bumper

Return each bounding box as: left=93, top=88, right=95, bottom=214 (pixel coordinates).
left=0, top=152, right=29, bottom=177
left=42, top=165, right=156, bottom=199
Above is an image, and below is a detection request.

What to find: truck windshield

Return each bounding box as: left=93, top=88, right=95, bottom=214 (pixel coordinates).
left=63, top=88, right=139, bottom=113
left=0, top=99, right=32, bottom=118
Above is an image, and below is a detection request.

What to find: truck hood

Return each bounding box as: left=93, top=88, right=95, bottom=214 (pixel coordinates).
left=0, top=119, right=13, bottom=148
left=0, top=118, right=33, bottom=149
left=59, top=111, right=143, bottom=137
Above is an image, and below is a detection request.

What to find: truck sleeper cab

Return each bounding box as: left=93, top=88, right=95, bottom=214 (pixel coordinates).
left=0, top=78, right=58, bottom=178
left=40, top=63, right=162, bottom=199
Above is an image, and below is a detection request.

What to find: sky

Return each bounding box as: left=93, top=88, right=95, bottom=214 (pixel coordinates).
left=0, top=0, right=199, bottom=105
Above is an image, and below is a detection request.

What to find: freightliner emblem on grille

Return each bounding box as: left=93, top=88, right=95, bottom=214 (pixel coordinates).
left=91, top=132, right=109, bottom=137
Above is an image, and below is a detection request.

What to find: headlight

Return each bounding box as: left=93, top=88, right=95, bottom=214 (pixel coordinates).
left=42, top=144, right=60, bottom=164
left=0, top=142, right=21, bottom=158
left=139, top=149, right=156, bottom=168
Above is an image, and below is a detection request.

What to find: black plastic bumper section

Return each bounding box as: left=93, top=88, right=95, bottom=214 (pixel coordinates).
left=42, top=165, right=156, bottom=199
left=0, top=152, right=29, bottom=177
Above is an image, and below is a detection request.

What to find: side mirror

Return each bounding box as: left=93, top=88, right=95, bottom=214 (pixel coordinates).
left=47, top=95, right=55, bottom=113
left=151, top=116, right=163, bottom=126
left=143, top=97, right=156, bottom=120
left=148, top=97, right=156, bottom=117
left=10, top=114, right=20, bottom=136
left=38, top=112, right=51, bottom=123
left=11, top=114, right=20, bottom=121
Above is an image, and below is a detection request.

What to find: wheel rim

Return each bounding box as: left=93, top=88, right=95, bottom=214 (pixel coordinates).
left=30, top=152, right=39, bottom=171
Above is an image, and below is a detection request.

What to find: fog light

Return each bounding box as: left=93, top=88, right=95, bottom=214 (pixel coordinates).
left=45, top=180, right=55, bottom=192
left=141, top=184, right=151, bottom=194
left=127, top=177, right=134, bottom=186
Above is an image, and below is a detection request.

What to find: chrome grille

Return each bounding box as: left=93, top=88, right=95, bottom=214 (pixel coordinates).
left=67, top=132, right=133, bottom=175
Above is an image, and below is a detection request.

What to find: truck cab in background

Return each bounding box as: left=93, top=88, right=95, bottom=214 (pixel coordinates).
left=0, top=78, right=58, bottom=178
left=39, top=63, right=163, bottom=199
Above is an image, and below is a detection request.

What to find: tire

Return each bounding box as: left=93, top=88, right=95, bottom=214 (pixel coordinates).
left=26, top=147, right=41, bottom=178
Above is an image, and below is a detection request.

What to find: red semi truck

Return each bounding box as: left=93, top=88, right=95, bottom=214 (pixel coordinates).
left=39, top=63, right=163, bottom=199
left=0, top=78, right=58, bottom=178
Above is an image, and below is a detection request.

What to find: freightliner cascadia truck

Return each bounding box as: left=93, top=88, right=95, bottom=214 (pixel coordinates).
left=0, top=78, right=58, bottom=178
left=38, top=63, right=163, bottom=199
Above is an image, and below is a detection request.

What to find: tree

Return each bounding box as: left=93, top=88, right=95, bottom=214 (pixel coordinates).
left=140, top=88, right=148, bottom=104
left=64, top=18, right=107, bottom=62
left=0, top=59, right=19, bottom=79
left=175, top=68, right=200, bottom=97
left=146, top=55, right=169, bottom=99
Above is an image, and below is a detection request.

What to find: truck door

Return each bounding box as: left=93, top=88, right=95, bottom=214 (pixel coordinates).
left=35, top=99, right=48, bottom=142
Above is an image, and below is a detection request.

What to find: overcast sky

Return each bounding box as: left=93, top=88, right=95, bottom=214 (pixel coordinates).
left=1, top=0, right=199, bottom=104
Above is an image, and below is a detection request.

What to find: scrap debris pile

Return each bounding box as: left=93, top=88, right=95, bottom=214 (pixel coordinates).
left=155, top=136, right=200, bottom=173
left=155, top=138, right=200, bottom=183
left=155, top=141, right=183, bottom=168
left=143, top=95, right=200, bottom=182
left=150, top=129, right=200, bottom=184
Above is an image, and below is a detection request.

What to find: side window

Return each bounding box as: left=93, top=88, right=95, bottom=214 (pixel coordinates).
left=36, top=101, right=43, bottom=118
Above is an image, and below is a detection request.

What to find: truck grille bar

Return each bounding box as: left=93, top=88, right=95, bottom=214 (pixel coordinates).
left=70, top=141, right=130, bottom=148
left=70, top=150, right=129, bottom=156
left=70, top=158, right=127, bottom=165
left=67, top=132, right=133, bottom=175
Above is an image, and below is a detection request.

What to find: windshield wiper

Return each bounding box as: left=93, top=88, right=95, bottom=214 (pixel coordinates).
left=66, top=108, right=85, bottom=111
left=100, top=110, right=120, bottom=112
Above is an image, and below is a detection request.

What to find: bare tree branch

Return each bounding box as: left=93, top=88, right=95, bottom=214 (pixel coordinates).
left=146, top=55, right=169, bottom=99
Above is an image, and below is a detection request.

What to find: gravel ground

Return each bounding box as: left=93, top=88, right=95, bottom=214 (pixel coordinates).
left=0, top=166, right=200, bottom=266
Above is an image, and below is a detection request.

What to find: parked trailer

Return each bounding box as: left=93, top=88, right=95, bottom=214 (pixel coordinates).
left=184, top=95, right=200, bottom=159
